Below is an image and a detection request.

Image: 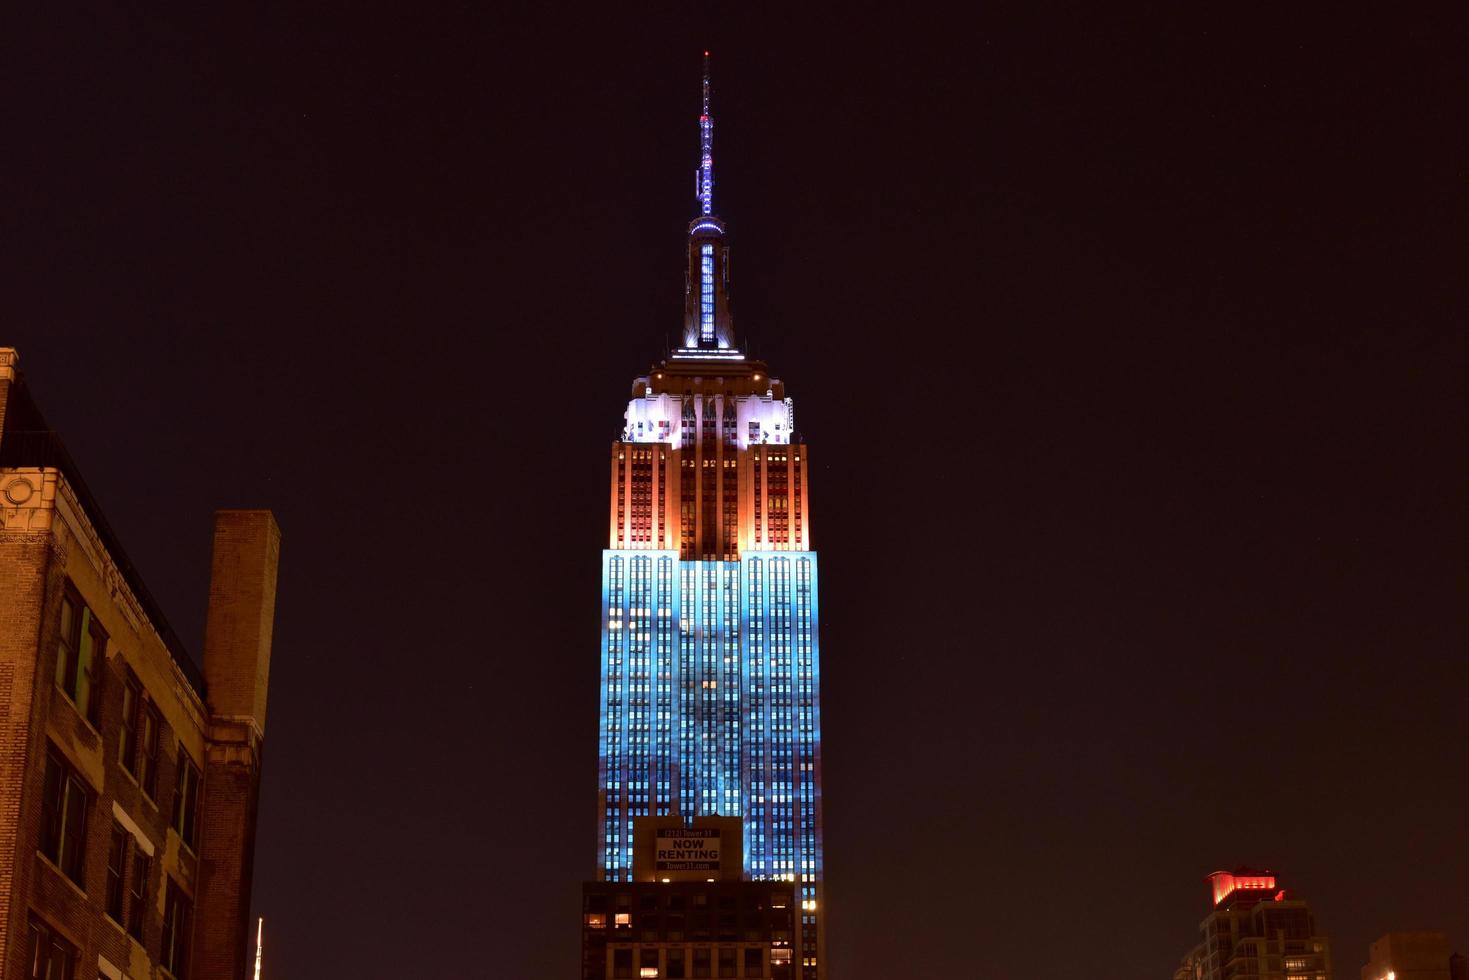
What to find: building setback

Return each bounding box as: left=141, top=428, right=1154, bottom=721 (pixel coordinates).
left=1174, top=869, right=1332, bottom=980
left=594, top=55, right=824, bottom=980
left=0, top=347, right=280, bottom=980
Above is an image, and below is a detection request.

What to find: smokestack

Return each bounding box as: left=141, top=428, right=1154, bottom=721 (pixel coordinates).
left=196, top=509, right=281, bottom=979
left=203, top=509, right=281, bottom=732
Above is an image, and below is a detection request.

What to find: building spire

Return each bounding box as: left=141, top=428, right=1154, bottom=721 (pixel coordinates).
left=683, top=51, right=733, bottom=351
left=254, top=918, right=263, bottom=980
left=697, top=50, right=714, bottom=216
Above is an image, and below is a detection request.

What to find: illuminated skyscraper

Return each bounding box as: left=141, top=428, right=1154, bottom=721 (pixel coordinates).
left=594, top=54, right=824, bottom=979
left=1173, top=869, right=1333, bottom=980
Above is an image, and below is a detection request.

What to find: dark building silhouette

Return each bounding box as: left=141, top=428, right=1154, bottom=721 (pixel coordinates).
left=1361, top=932, right=1464, bottom=980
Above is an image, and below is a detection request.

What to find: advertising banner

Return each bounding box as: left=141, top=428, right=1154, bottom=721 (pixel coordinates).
left=653, top=827, right=722, bottom=871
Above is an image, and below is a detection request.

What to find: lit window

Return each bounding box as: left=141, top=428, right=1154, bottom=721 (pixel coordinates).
left=55, top=585, right=105, bottom=725
left=614, top=911, right=631, bottom=928
left=700, top=245, right=715, bottom=343
left=585, top=912, right=607, bottom=929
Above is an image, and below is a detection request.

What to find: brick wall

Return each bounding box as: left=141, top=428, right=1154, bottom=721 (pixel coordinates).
left=196, top=509, right=280, bottom=980
left=0, top=347, right=17, bottom=442
left=0, top=360, right=281, bottom=980
left=193, top=728, right=261, bottom=980
left=202, top=510, right=280, bottom=733
left=0, top=529, right=51, bottom=979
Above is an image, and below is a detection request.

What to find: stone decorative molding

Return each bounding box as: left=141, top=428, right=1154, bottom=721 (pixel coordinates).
left=2, top=465, right=207, bottom=720
left=0, top=468, right=57, bottom=533
left=49, top=473, right=148, bottom=638
left=207, top=715, right=264, bottom=771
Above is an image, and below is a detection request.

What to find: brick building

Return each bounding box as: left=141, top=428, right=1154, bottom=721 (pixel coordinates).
left=1361, top=932, right=1465, bottom=980
left=582, top=879, right=795, bottom=980
left=0, top=347, right=280, bottom=980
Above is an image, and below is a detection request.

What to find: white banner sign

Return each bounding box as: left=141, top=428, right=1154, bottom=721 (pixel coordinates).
left=654, top=828, right=721, bottom=871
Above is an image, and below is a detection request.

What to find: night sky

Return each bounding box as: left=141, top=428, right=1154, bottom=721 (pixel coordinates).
left=6, top=5, right=1467, bottom=978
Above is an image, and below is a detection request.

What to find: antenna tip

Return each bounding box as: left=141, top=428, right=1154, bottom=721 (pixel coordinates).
left=704, top=50, right=710, bottom=57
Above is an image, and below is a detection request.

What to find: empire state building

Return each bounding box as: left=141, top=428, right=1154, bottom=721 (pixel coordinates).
left=595, top=54, right=825, bottom=979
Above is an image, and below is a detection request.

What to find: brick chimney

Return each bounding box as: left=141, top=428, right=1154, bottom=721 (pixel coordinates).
left=202, top=510, right=280, bottom=731
left=0, top=348, right=18, bottom=447
left=196, top=509, right=281, bottom=980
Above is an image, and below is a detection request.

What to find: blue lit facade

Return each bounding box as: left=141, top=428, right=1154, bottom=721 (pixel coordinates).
left=594, top=53, right=825, bottom=979
left=597, top=552, right=821, bottom=880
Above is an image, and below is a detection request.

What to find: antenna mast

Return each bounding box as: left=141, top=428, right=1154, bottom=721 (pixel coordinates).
left=697, top=51, right=714, bottom=216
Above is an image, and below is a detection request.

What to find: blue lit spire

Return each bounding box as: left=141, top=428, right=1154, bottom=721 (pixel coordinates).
left=684, top=51, right=732, bottom=350
left=697, top=50, right=714, bottom=216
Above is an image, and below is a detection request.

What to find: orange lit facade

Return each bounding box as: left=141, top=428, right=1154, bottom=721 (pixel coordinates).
left=608, top=366, right=809, bottom=560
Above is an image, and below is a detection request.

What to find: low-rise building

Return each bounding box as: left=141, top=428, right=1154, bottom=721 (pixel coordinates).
left=1361, top=931, right=1461, bottom=980
left=582, top=816, right=795, bottom=979
left=0, top=347, right=280, bottom=980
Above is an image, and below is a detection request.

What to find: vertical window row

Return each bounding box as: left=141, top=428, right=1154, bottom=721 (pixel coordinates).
left=616, top=451, right=626, bottom=546
left=793, top=453, right=803, bottom=547
left=628, top=557, right=652, bottom=819
left=655, top=557, right=675, bottom=815
left=745, top=558, right=769, bottom=876
left=627, top=449, right=655, bottom=546
left=678, top=565, right=698, bottom=818
left=794, top=557, right=820, bottom=975
left=657, top=451, right=668, bottom=548
left=603, top=556, right=626, bottom=877
left=753, top=452, right=762, bottom=546
left=699, top=565, right=718, bottom=815
left=700, top=244, right=715, bottom=343
left=770, top=558, right=795, bottom=881
left=721, top=563, right=741, bottom=816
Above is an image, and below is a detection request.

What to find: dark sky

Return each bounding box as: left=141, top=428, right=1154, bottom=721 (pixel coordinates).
left=6, top=5, right=1467, bottom=978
